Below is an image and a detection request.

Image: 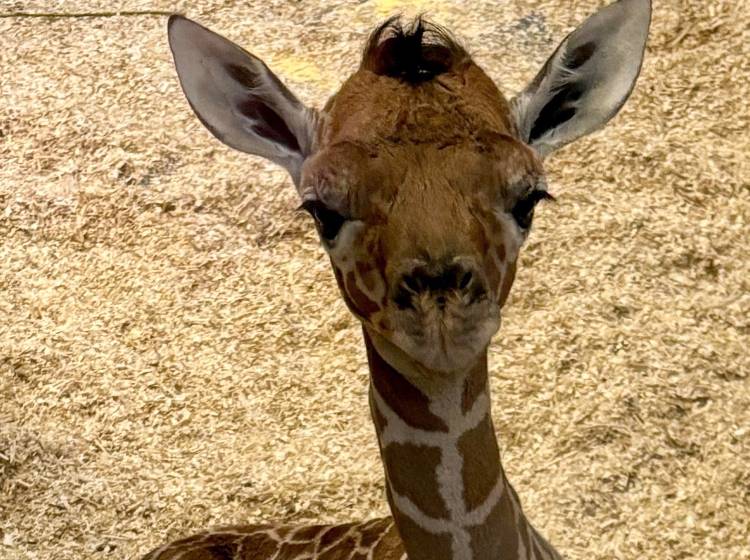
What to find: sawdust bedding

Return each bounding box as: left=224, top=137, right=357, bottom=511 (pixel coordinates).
left=0, top=0, right=748, bottom=558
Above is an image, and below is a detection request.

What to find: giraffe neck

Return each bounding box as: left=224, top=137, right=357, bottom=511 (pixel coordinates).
left=363, top=328, right=559, bottom=560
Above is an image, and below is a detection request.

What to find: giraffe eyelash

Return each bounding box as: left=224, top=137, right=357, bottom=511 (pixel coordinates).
left=299, top=199, right=349, bottom=241
left=511, top=189, right=555, bottom=230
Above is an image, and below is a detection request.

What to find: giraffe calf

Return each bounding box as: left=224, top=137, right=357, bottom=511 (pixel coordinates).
left=145, top=1, right=652, bottom=558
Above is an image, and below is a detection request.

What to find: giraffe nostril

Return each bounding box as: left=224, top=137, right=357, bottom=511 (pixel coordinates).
left=458, top=269, right=473, bottom=290
left=402, top=274, right=421, bottom=293
left=395, top=260, right=486, bottom=310
left=394, top=284, right=415, bottom=310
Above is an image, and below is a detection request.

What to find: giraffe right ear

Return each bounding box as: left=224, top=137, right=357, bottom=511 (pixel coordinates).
left=168, top=15, right=316, bottom=186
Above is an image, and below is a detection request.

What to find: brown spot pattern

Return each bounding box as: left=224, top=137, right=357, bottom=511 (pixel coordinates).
left=278, top=541, right=316, bottom=557
left=289, top=524, right=327, bottom=541
left=458, top=414, right=501, bottom=511
left=214, top=534, right=276, bottom=559
left=332, top=263, right=346, bottom=293
left=356, top=260, right=378, bottom=292
left=372, top=523, right=406, bottom=560
left=370, top=391, right=389, bottom=434
left=319, top=535, right=359, bottom=560
left=387, top=488, right=453, bottom=560
left=359, top=519, right=392, bottom=548
left=467, top=492, right=519, bottom=560
left=141, top=519, right=403, bottom=560
left=503, top=480, right=534, bottom=555
left=319, top=524, right=355, bottom=549
left=179, top=548, right=232, bottom=560
left=383, top=442, right=449, bottom=519
left=143, top=532, right=274, bottom=560
left=365, top=333, right=449, bottom=433
left=461, top=354, right=488, bottom=415
left=346, top=270, right=381, bottom=319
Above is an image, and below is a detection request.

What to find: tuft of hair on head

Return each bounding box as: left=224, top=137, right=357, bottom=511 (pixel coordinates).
left=361, top=15, right=469, bottom=84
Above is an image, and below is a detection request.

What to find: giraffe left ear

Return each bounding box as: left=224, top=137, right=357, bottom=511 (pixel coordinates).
left=511, top=0, right=652, bottom=157
left=168, top=15, right=316, bottom=186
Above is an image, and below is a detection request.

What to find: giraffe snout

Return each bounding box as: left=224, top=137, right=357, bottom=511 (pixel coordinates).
left=393, top=258, right=487, bottom=311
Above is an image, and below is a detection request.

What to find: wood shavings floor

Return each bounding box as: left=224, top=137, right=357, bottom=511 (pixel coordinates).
left=1, top=1, right=748, bottom=558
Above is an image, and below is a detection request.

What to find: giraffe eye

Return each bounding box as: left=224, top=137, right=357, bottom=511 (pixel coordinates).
left=300, top=200, right=348, bottom=241
left=511, top=189, right=554, bottom=230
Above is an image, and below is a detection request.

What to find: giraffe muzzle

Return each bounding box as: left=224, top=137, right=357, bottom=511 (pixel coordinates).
left=393, top=258, right=487, bottom=312
left=386, top=257, right=499, bottom=372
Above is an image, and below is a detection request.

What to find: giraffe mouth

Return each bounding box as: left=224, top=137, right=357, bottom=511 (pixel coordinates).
left=387, top=303, right=501, bottom=372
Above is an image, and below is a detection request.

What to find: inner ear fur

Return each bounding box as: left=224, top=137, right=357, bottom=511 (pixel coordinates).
left=511, top=0, right=652, bottom=157
left=167, top=15, right=316, bottom=185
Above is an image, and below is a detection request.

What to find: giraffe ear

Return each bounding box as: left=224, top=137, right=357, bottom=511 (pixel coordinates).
left=168, top=15, right=316, bottom=186
left=511, top=0, right=652, bottom=157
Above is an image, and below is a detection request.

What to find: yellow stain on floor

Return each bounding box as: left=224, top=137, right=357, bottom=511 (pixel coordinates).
left=267, top=0, right=468, bottom=91
left=373, top=0, right=435, bottom=16
left=369, top=0, right=467, bottom=26
left=269, top=52, right=330, bottom=88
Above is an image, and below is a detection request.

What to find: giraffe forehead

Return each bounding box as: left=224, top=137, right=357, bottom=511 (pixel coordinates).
left=323, top=59, right=516, bottom=145
left=303, top=58, right=544, bottom=219
left=303, top=138, right=540, bottom=225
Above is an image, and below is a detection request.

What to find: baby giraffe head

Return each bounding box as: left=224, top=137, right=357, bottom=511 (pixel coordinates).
left=168, top=0, right=650, bottom=373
